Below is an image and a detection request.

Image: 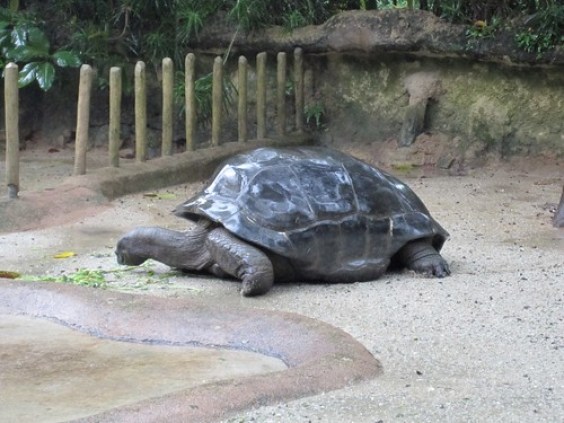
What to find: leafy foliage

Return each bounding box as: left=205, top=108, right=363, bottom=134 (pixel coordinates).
left=437, top=0, right=563, bottom=54
left=465, top=16, right=503, bottom=49
left=516, top=2, right=564, bottom=54
left=228, top=0, right=331, bottom=31
left=174, top=70, right=236, bottom=126
left=1, top=0, right=561, bottom=93
left=0, top=7, right=81, bottom=90
left=304, top=103, right=326, bottom=130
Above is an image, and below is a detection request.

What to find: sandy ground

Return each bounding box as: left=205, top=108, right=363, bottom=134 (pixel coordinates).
left=1, top=143, right=563, bottom=422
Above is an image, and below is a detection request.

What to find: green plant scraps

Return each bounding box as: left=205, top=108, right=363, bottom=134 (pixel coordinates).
left=22, top=268, right=108, bottom=288
left=17, top=261, right=183, bottom=290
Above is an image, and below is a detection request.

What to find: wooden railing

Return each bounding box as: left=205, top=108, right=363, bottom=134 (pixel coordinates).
left=3, top=48, right=305, bottom=199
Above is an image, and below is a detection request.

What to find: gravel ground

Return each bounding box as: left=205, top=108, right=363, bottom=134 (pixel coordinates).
left=1, top=148, right=563, bottom=422
left=218, top=165, right=564, bottom=423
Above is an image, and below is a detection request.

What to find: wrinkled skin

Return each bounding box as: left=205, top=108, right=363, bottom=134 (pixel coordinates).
left=116, top=224, right=277, bottom=296
left=116, top=147, right=451, bottom=297
left=116, top=226, right=448, bottom=296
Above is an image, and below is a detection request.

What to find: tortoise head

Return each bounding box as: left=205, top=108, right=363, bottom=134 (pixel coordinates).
left=115, top=230, right=150, bottom=265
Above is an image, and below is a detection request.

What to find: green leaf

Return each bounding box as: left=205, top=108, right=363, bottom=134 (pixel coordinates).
left=35, top=62, right=55, bottom=91
left=17, top=62, right=56, bottom=91
left=26, top=27, right=50, bottom=53
left=5, top=45, right=49, bottom=61
left=11, top=26, right=27, bottom=47
left=18, top=62, right=38, bottom=88
left=52, top=50, right=81, bottom=67
left=0, top=32, right=11, bottom=48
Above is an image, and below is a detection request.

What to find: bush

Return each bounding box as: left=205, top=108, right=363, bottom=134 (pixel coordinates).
left=516, top=2, right=564, bottom=54
left=0, top=7, right=81, bottom=90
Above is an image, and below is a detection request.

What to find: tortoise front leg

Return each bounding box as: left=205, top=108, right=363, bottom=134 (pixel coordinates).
left=205, top=227, right=274, bottom=296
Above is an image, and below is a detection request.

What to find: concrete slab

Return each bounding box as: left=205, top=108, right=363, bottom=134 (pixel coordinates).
left=0, top=280, right=381, bottom=422
left=1, top=314, right=287, bottom=423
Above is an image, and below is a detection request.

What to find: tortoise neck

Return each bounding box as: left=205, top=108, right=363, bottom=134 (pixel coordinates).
left=129, top=226, right=211, bottom=270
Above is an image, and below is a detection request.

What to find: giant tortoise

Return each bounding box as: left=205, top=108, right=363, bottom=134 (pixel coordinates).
left=116, top=147, right=450, bottom=296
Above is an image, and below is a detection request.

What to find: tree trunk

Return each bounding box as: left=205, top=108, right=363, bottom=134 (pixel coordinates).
left=554, top=185, right=564, bottom=228
left=432, top=0, right=442, bottom=16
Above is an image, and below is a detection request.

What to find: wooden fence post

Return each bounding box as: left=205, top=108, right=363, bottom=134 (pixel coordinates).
left=238, top=56, right=248, bottom=143
left=74, top=64, right=93, bottom=175
left=211, top=56, right=222, bottom=147
left=109, top=67, right=122, bottom=167
left=294, top=48, right=304, bottom=133
left=185, top=53, right=196, bottom=151
left=4, top=63, right=19, bottom=198
left=162, top=57, right=174, bottom=156
left=256, top=52, right=267, bottom=139
left=276, top=52, right=287, bottom=136
left=135, top=61, right=147, bottom=162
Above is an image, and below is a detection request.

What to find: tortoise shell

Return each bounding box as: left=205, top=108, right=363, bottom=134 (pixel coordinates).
left=175, top=147, right=448, bottom=281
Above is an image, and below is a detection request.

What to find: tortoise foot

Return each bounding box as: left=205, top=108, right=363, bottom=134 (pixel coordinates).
left=396, top=240, right=450, bottom=278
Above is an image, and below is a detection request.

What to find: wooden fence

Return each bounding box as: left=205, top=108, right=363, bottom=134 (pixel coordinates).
left=3, top=48, right=305, bottom=199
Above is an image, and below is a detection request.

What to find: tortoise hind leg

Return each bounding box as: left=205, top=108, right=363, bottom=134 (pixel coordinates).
left=206, top=227, right=274, bottom=296
left=395, top=240, right=450, bottom=278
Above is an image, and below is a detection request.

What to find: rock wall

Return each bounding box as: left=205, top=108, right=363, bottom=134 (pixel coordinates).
left=312, top=54, right=564, bottom=166
left=191, top=9, right=564, bottom=167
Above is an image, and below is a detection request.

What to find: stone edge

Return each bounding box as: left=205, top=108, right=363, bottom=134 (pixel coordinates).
left=0, top=279, right=382, bottom=422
